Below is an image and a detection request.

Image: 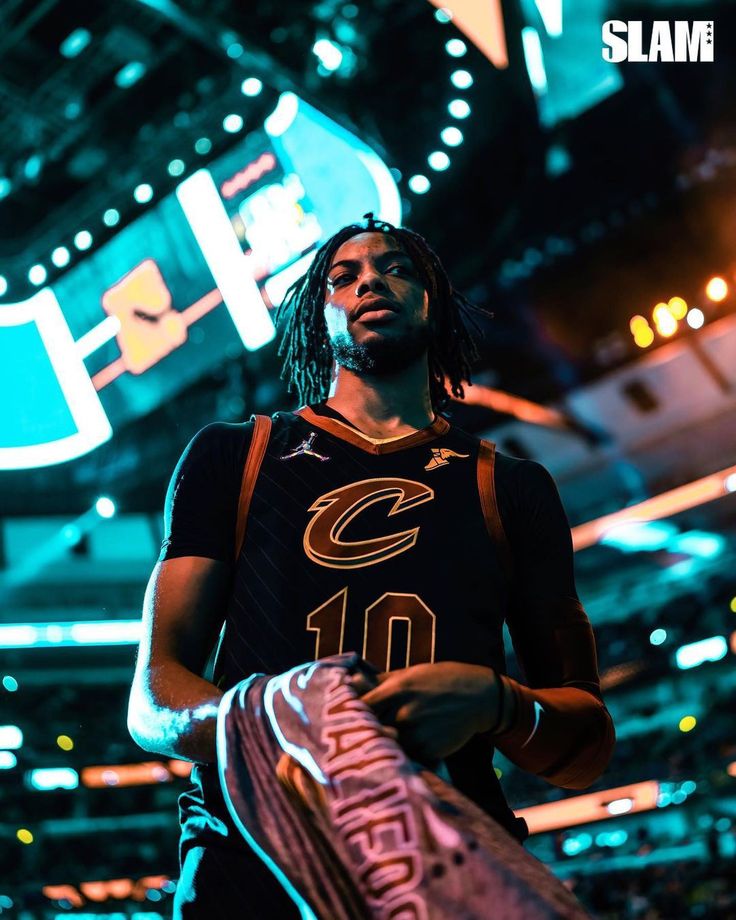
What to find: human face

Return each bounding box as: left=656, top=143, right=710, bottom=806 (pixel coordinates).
left=324, top=232, right=431, bottom=373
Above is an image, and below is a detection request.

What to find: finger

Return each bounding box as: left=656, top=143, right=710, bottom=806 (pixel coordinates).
left=347, top=672, right=377, bottom=696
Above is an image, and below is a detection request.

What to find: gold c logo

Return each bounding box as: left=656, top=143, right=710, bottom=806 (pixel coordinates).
left=303, top=478, right=434, bottom=569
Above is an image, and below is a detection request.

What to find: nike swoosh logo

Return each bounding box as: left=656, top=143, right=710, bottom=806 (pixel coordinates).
left=521, top=701, right=544, bottom=749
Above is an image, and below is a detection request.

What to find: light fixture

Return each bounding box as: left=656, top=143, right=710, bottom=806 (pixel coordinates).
left=51, top=247, right=71, bottom=268
left=74, top=230, right=93, bottom=251
left=450, top=69, right=473, bottom=89
left=408, top=175, right=430, bottom=194
left=223, top=113, right=244, bottom=133
left=241, top=77, right=263, bottom=96
left=133, top=183, right=154, bottom=204
left=448, top=99, right=471, bottom=119
left=28, top=264, right=47, bottom=286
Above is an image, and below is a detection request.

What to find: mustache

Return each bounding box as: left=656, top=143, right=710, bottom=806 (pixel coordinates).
left=352, top=297, right=399, bottom=321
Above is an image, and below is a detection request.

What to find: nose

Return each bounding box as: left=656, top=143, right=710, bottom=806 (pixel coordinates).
left=355, top=268, right=389, bottom=298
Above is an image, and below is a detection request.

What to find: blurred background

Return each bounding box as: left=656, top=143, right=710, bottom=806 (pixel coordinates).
left=1, top=0, right=736, bottom=917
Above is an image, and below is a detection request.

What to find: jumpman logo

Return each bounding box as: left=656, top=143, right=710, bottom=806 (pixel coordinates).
left=424, top=447, right=470, bottom=471
left=280, top=432, right=330, bottom=462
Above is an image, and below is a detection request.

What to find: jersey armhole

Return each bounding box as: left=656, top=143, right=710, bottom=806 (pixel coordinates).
left=477, top=439, right=513, bottom=581
left=234, top=415, right=272, bottom=561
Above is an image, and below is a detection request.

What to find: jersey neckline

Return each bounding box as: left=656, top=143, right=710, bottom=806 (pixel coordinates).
left=295, top=405, right=450, bottom=455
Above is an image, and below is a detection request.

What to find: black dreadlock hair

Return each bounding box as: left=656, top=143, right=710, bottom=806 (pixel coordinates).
left=275, top=212, right=488, bottom=411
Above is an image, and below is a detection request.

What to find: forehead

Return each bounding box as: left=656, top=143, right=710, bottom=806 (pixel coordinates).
left=329, top=232, right=407, bottom=266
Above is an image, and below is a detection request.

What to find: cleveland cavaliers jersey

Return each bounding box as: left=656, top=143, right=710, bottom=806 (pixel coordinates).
left=212, top=406, right=511, bottom=692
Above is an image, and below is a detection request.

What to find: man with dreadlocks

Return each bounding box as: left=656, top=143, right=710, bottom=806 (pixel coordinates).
left=128, top=214, right=614, bottom=917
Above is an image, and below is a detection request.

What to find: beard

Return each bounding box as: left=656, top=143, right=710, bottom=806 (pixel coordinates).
left=329, top=323, right=431, bottom=376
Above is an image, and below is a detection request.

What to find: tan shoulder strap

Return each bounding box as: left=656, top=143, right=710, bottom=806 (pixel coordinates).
left=477, top=439, right=513, bottom=579
left=234, top=415, right=272, bottom=561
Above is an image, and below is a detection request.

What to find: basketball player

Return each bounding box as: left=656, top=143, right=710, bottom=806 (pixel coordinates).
left=128, top=214, right=615, bottom=917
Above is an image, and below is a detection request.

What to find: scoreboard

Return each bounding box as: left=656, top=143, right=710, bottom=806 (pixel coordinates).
left=0, top=93, right=400, bottom=470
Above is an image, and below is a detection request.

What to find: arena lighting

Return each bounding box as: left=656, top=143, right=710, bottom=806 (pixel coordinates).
left=57, top=735, right=74, bottom=751
left=728, top=761, right=736, bottom=777
left=0, top=275, right=7, bottom=296
left=0, top=620, right=141, bottom=649
left=241, top=77, right=263, bottom=96
left=2, top=675, right=18, bottom=691
left=571, top=462, right=736, bottom=551
left=600, top=520, right=676, bottom=552
left=0, top=725, right=23, bottom=749
left=43, top=876, right=172, bottom=907
left=312, top=38, right=343, bottom=72
left=521, top=28, right=547, bottom=94
left=429, top=0, right=508, bottom=68
left=706, top=276, right=728, bottom=302
left=649, top=628, right=667, bottom=646
left=16, top=828, right=33, bottom=844
left=59, top=27, right=92, bottom=58
left=440, top=126, right=464, bottom=146
left=534, top=0, right=563, bottom=38
left=28, top=264, right=47, bottom=286
left=408, top=175, right=431, bottom=194
left=515, top=780, right=659, bottom=834
left=167, top=159, right=185, bottom=177
left=133, top=184, right=154, bottom=204
left=450, top=69, right=473, bottom=89
left=28, top=767, right=79, bottom=791
left=562, top=832, right=592, bottom=856
left=82, top=761, right=173, bottom=788
left=102, top=208, right=120, bottom=227
left=263, top=92, right=299, bottom=138
left=176, top=169, right=275, bottom=350
left=51, top=246, right=71, bottom=268
left=675, top=636, right=728, bottom=670
left=74, top=230, right=93, bottom=251
left=223, top=113, right=244, bottom=133
left=194, top=137, right=212, bottom=155
left=114, top=61, right=146, bottom=89
left=94, top=495, right=116, bottom=518
left=670, top=530, right=724, bottom=558
left=428, top=151, right=450, bottom=171
left=667, top=296, right=688, bottom=319
left=687, top=308, right=705, bottom=329
left=434, top=7, right=453, bottom=23
left=0, top=751, right=17, bottom=769
left=445, top=38, right=467, bottom=56
left=448, top=98, right=471, bottom=118
left=679, top=715, right=697, bottom=732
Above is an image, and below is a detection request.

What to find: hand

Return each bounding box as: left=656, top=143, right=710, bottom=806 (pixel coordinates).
left=356, top=662, right=500, bottom=764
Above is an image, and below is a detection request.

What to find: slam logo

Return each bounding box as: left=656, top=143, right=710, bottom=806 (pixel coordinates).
left=602, top=21, right=714, bottom=62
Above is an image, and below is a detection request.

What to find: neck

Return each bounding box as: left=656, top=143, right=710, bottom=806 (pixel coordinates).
left=326, top=357, right=435, bottom=434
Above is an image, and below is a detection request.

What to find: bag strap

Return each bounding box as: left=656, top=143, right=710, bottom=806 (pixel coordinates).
left=234, top=415, right=272, bottom=561
left=477, top=439, right=513, bottom=581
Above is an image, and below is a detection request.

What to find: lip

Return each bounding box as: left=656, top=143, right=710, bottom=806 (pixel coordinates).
left=354, top=298, right=398, bottom=321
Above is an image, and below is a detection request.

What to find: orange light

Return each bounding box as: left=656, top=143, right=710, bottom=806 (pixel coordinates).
left=634, top=327, right=655, bottom=348
left=728, top=761, right=736, bottom=778
left=706, top=276, right=728, bottom=302
left=515, top=780, right=660, bottom=835
left=652, top=302, right=671, bottom=323
left=571, top=462, right=736, bottom=551
left=667, top=296, right=688, bottom=319
left=81, top=761, right=173, bottom=788
left=655, top=313, right=678, bottom=337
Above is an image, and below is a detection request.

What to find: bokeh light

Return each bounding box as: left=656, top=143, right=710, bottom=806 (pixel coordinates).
left=705, top=276, right=728, bottom=302
left=679, top=716, right=697, bottom=733
left=687, top=308, right=705, bottom=329
left=56, top=735, right=74, bottom=751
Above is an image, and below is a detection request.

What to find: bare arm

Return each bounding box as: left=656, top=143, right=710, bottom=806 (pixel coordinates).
left=127, top=556, right=232, bottom=764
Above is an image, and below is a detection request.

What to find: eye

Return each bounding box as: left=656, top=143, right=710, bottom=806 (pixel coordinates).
left=387, top=263, right=411, bottom=275
left=328, top=273, right=352, bottom=287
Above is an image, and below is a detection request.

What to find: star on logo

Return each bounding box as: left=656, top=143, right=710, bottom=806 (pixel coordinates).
left=424, top=447, right=470, bottom=471
left=280, top=432, right=330, bottom=462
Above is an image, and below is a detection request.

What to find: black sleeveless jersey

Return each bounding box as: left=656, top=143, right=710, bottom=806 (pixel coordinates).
left=214, top=405, right=511, bottom=689
left=160, top=405, right=586, bottom=852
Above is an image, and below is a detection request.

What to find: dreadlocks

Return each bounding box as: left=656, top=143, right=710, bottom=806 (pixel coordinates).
left=275, top=213, right=485, bottom=411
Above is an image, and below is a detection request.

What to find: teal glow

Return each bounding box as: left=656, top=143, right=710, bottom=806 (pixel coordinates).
left=51, top=247, right=70, bottom=269
left=194, top=137, right=212, bottom=155
left=24, top=154, right=43, bottom=181
left=715, top=818, right=731, bottom=832
left=241, top=77, right=263, bottom=97
left=534, top=0, right=563, bottom=37
left=59, top=28, right=91, bottom=59
left=681, top=780, right=696, bottom=795
left=28, top=265, right=47, bottom=286
left=428, top=151, right=450, bottom=171
left=95, top=496, right=116, bottom=518
left=134, top=184, right=154, bottom=204
left=115, top=61, right=146, bottom=89
left=650, top=628, right=667, bottom=646
left=313, top=38, right=343, bottom=72
left=74, top=230, right=92, bottom=250
left=434, top=7, right=453, bottom=23
left=596, top=829, right=628, bottom=847
left=2, top=676, right=18, bottom=692
left=223, top=114, right=244, bottom=134
left=450, top=69, right=473, bottom=89
left=670, top=531, right=725, bottom=559
left=0, top=276, right=7, bottom=296
left=264, top=93, right=299, bottom=137
left=0, top=177, right=11, bottom=200
left=445, top=39, right=467, bottom=57
left=408, top=175, right=430, bottom=194
left=226, top=42, right=243, bottom=59
left=0, top=726, right=23, bottom=749
left=448, top=99, right=471, bottom=119
left=675, top=635, right=728, bottom=670
left=168, top=159, right=185, bottom=177
left=521, top=27, right=548, bottom=94
left=102, top=208, right=120, bottom=227
left=0, top=751, right=17, bottom=769
left=601, top=521, right=676, bottom=552
left=562, top=832, right=592, bottom=855
left=28, top=767, right=79, bottom=791
left=440, top=126, right=463, bottom=147
left=0, top=620, right=141, bottom=649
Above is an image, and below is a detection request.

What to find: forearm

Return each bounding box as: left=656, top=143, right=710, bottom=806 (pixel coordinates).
left=127, top=659, right=223, bottom=764
left=491, top=673, right=615, bottom=789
